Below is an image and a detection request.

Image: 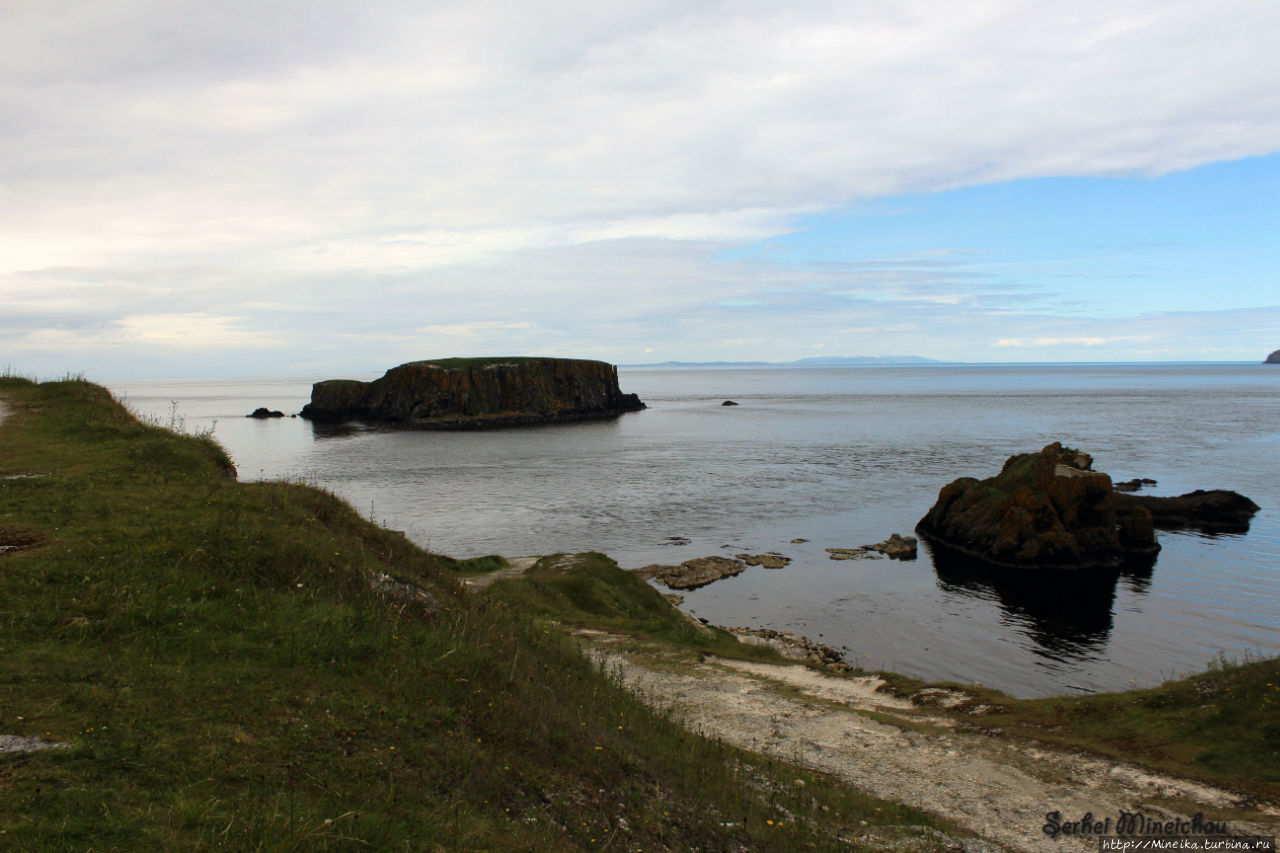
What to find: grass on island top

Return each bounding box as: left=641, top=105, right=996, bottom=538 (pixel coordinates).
left=404, top=356, right=602, bottom=371
left=0, top=376, right=949, bottom=851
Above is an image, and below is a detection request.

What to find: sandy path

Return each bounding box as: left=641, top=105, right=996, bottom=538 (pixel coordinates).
left=579, top=632, right=1278, bottom=853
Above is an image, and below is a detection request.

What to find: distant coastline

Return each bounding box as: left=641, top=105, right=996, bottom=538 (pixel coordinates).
left=624, top=355, right=949, bottom=368
left=622, top=358, right=1269, bottom=369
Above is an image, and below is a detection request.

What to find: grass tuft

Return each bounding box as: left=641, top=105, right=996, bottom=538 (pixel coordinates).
left=960, top=654, right=1280, bottom=802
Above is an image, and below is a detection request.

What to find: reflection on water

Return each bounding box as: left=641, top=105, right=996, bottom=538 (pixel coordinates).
left=926, top=538, right=1130, bottom=661
left=308, top=421, right=377, bottom=440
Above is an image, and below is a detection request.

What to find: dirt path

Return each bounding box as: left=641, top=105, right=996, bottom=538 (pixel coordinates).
left=577, top=630, right=1279, bottom=853
left=457, top=555, right=541, bottom=592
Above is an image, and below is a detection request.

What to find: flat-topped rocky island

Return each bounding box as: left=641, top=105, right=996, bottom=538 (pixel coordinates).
left=300, top=356, right=645, bottom=429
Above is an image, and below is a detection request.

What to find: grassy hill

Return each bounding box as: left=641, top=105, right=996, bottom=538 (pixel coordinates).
left=0, top=377, right=947, bottom=851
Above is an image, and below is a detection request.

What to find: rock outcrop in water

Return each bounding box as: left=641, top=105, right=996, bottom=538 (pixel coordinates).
left=1266, top=349, right=1280, bottom=364
left=1114, top=489, right=1259, bottom=534
left=634, top=556, right=746, bottom=590
left=917, top=443, right=1261, bottom=570
left=916, top=442, right=1160, bottom=570
left=300, top=357, right=644, bottom=429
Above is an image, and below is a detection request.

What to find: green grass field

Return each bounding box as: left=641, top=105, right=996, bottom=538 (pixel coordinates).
left=0, top=376, right=949, bottom=851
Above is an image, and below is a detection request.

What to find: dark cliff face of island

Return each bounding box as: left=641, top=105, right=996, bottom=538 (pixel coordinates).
left=299, top=357, right=645, bottom=429
left=1266, top=349, right=1280, bottom=364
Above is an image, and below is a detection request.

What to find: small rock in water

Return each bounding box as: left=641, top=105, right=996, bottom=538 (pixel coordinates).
left=827, top=535, right=917, bottom=561
left=826, top=547, right=872, bottom=561
left=735, top=553, right=791, bottom=569
left=790, top=538, right=809, bottom=544
left=870, top=533, right=918, bottom=560
left=721, top=400, right=739, bottom=406
left=247, top=407, right=285, bottom=419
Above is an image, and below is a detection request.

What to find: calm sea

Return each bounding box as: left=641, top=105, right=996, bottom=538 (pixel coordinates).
left=112, top=363, right=1280, bottom=698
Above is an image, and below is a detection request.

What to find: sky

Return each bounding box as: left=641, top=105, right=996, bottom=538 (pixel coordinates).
left=2, top=0, right=1278, bottom=379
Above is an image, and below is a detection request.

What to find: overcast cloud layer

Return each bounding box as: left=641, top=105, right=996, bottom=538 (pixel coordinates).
left=3, top=0, right=1278, bottom=377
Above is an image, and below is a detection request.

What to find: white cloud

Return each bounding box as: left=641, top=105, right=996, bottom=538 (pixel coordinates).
left=415, top=322, right=536, bottom=337
left=114, top=313, right=280, bottom=349
left=5, top=1, right=1278, bottom=270
left=997, top=337, right=1113, bottom=348
left=1, top=1, right=1278, bottom=374
left=4, top=312, right=279, bottom=352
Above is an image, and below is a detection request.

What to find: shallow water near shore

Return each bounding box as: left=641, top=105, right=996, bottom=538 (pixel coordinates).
left=113, top=363, right=1280, bottom=698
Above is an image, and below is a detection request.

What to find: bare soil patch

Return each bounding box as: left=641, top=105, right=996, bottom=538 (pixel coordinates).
left=0, top=735, right=65, bottom=755
left=578, top=632, right=1279, bottom=853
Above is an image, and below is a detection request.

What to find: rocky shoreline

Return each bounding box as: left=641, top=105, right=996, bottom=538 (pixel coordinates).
left=723, top=626, right=854, bottom=671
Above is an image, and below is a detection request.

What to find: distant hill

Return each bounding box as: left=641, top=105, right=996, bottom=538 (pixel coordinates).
left=625, top=355, right=950, bottom=368
left=1266, top=349, right=1280, bottom=364
left=791, top=355, right=948, bottom=365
